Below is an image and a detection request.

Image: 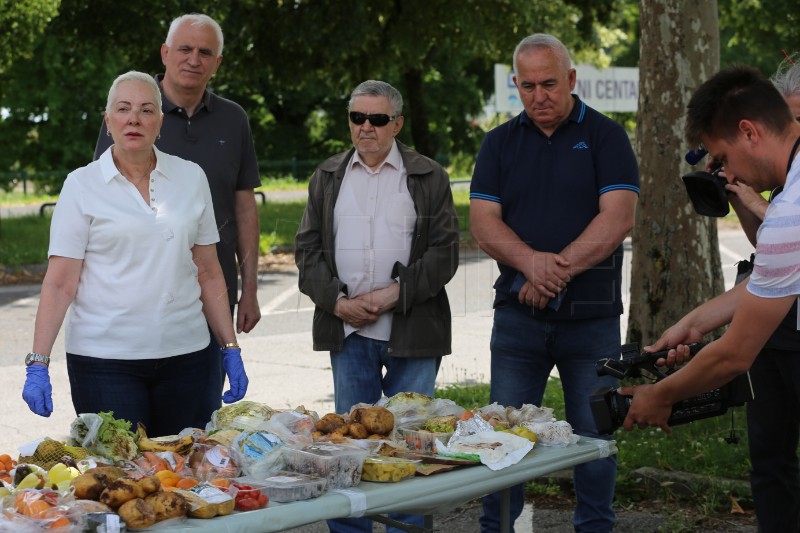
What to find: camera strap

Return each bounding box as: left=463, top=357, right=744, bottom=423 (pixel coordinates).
left=787, top=135, right=800, bottom=176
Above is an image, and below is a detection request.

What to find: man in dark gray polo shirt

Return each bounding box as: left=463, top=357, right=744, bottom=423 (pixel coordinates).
left=94, top=13, right=261, bottom=425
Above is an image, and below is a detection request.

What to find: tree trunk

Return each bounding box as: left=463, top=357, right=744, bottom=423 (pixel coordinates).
left=627, top=0, right=724, bottom=346
left=403, top=68, right=435, bottom=158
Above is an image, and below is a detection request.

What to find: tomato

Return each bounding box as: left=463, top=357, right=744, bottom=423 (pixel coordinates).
left=232, top=483, right=267, bottom=511
left=236, top=496, right=260, bottom=511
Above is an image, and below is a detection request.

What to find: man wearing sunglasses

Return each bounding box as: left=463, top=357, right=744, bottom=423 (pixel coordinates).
left=295, top=79, right=459, bottom=533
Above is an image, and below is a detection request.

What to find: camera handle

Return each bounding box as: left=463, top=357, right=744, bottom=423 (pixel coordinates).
left=595, top=342, right=706, bottom=382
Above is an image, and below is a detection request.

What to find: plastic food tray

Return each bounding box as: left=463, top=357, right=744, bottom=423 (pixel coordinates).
left=397, top=426, right=453, bottom=453
left=245, top=471, right=327, bottom=502
left=281, top=443, right=368, bottom=489
left=361, top=456, right=418, bottom=482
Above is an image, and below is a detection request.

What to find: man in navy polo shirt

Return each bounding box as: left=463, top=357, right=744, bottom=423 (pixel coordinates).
left=471, top=33, right=639, bottom=533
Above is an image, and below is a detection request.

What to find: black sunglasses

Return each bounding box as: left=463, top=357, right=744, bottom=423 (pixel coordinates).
left=349, top=112, right=396, bottom=127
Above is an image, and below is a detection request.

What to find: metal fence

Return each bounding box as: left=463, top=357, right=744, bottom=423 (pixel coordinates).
left=0, top=158, right=323, bottom=194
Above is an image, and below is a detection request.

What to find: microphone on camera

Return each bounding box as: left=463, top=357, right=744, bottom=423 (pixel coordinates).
left=685, top=146, right=708, bottom=165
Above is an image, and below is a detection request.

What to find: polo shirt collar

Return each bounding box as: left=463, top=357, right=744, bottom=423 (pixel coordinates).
left=98, top=146, right=118, bottom=184
left=519, top=94, right=586, bottom=129
left=350, top=139, right=402, bottom=172
left=155, top=73, right=214, bottom=114
left=98, top=145, right=171, bottom=184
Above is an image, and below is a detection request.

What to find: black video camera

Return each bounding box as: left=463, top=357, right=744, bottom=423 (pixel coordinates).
left=589, top=342, right=754, bottom=434
left=682, top=147, right=730, bottom=217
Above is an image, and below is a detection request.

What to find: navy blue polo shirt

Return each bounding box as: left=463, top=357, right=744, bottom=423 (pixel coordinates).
left=471, top=95, right=639, bottom=320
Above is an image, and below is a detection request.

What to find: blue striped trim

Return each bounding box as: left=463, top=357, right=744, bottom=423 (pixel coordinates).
left=599, top=184, right=640, bottom=195
left=761, top=213, right=800, bottom=229
left=748, top=284, right=800, bottom=299
left=470, top=192, right=502, bottom=203
left=577, top=101, right=586, bottom=123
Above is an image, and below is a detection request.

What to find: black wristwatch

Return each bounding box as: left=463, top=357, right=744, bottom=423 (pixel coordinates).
left=25, top=352, right=50, bottom=367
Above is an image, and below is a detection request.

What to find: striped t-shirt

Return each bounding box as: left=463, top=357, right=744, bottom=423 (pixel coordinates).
left=749, top=154, right=800, bottom=316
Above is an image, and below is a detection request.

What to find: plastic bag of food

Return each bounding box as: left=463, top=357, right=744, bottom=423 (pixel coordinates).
left=437, top=430, right=533, bottom=471
left=382, top=393, right=435, bottom=427
left=230, top=431, right=284, bottom=479
left=261, top=411, right=315, bottom=448
left=506, top=404, right=555, bottom=426
left=0, top=488, right=81, bottom=532
left=522, top=420, right=579, bottom=447
left=69, top=412, right=138, bottom=462
left=476, top=403, right=509, bottom=428
left=188, top=443, right=240, bottom=481
left=207, top=401, right=275, bottom=432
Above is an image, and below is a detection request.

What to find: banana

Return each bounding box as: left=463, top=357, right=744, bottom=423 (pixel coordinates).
left=136, top=423, right=194, bottom=455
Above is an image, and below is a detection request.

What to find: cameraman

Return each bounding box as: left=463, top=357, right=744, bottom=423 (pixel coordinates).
left=621, top=66, right=800, bottom=530
left=717, top=59, right=800, bottom=533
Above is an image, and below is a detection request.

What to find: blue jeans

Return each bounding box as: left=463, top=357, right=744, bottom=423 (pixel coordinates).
left=328, top=333, right=441, bottom=533
left=480, top=307, right=619, bottom=533
left=747, top=347, right=800, bottom=533
left=66, top=349, right=209, bottom=437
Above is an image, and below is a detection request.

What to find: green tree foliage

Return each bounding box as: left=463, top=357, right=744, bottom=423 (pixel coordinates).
left=0, top=0, right=623, bottom=191
left=217, top=0, right=598, bottom=165
left=719, top=0, right=800, bottom=74
left=0, top=0, right=60, bottom=74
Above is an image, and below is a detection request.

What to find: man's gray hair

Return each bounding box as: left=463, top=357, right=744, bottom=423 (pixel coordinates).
left=348, top=80, right=404, bottom=116
left=772, top=55, right=800, bottom=100
left=106, top=71, right=163, bottom=115
left=166, top=13, right=224, bottom=56
left=513, top=33, right=573, bottom=73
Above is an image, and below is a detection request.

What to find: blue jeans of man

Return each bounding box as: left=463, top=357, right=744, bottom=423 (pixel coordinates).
left=328, top=333, right=441, bottom=533
left=746, top=346, right=800, bottom=533
left=66, top=349, right=208, bottom=437
left=479, top=307, right=619, bottom=533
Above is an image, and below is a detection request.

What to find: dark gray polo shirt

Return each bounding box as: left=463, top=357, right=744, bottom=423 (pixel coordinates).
left=95, top=74, right=261, bottom=306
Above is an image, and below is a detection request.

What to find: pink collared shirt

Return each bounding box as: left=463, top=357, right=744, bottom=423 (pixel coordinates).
left=333, top=141, right=415, bottom=340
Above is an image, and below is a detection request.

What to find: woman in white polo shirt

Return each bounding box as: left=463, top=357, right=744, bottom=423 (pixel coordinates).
left=21, top=71, right=248, bottom=436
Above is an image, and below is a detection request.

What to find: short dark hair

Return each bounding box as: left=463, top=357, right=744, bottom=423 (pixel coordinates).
left=686, top=65, right=794, bottom=147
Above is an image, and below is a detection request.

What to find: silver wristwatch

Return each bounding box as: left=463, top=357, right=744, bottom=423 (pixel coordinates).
left=25, top=352, right=50, bottom=367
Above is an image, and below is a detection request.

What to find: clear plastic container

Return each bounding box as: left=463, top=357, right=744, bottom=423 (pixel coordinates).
left=281, top=443, right=368, bottom=489
left=361, top=456, right=418, bottom=482
left=252, top=471, right=328, bottom=502
left=397, top=426, right=452, bottom=453
left=229, top=480, right=269, bottom=511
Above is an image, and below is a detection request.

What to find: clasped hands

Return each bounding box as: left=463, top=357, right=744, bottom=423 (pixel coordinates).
left=516, top=251, right=571, bottom=309
left=334, top=283, right=399, bottom=328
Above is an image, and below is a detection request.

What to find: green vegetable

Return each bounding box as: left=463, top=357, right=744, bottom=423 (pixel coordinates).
left=423, top=415, right=457, bottom=433
left=211, top=401, right=275, bottom=430
left=69, top=411, right=138, bottom=461
left=384, top=392, right=434, bottom=410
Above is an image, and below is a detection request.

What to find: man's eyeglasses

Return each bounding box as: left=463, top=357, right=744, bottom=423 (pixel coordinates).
left=349, top=112, right=396, bottom=127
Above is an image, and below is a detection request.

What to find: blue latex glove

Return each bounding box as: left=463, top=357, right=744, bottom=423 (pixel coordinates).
left=221, top=347, right=248, bottom=403
left=22, top=364, right=53, bottom=417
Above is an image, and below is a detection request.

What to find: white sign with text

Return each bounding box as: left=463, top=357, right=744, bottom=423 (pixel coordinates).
left=494, top=63, right=639, bottom=114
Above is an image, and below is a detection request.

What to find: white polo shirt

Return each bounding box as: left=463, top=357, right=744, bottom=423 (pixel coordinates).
left=49, top=146, right=219, bottom=359
left=334, top=141, right=416, bottom=341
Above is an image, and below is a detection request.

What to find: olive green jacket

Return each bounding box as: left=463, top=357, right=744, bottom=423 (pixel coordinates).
left=295, top=142, right=459, bottom=357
